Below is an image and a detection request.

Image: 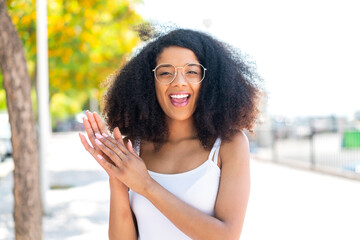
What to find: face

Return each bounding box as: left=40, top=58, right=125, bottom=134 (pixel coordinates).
left=154, top=46, right=202, bottom=122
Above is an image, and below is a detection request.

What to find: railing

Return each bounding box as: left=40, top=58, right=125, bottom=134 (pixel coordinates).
left=249, top=116, right=360, bottom=180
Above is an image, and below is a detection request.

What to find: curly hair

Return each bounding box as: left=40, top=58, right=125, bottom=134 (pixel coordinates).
left=103, top=28, right=262, bottom=150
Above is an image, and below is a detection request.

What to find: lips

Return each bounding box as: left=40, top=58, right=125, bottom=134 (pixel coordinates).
left=169, top=93, right=190, bottom=107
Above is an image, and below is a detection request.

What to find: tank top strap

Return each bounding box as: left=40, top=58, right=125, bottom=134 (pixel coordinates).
left=134, top=137, right=141, bottom=156
left=208, top=138, right=221, bottom=165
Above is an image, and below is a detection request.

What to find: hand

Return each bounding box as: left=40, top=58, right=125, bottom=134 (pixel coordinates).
left=78, top=111, right=127, bottom=191
left=93, top=128, right=154, bottom=195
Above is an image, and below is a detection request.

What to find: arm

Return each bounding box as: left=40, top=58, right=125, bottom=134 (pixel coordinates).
left=143, top=131, right=250, bottom=240
left=79, top=111, right=137, bottom=240
left=108, top=177, right=137, bottom=240
left=95, top=130, right=250, bottom=240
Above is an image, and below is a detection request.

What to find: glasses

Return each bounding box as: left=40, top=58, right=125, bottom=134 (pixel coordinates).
left=152, top=63, right=207, bottom=84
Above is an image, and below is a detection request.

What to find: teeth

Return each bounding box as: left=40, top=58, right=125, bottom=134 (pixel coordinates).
left=170, top=94, right=189, bottom=99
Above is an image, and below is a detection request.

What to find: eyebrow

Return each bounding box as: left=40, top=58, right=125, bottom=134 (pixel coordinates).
left=157, top=64, right=173, bottom=67
left=156, top=63, right=200, bottom=67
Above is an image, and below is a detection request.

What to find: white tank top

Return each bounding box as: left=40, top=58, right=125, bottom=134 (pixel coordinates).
left=129, top=138, right=222, bottom=240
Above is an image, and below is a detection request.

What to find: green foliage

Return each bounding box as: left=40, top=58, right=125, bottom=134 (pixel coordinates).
left=50, top=91, right=84, bottom=120
left=0, top=88, right=6, bottom=110
left=47, top=0, right=143, bottom=93
left=6, top=0, right=37, bottom=84
left=0, top=73, right=4, bottom=109
left=1, top=0, right=144, bottom=128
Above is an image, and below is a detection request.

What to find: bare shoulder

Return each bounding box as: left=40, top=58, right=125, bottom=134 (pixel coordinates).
left=215, top=131, right=250, bottom=235
left=219, top=131, right=250, bottom=167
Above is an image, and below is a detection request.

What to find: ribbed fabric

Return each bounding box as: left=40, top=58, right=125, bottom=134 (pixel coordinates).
left=129, top=138, right=221, bottom=240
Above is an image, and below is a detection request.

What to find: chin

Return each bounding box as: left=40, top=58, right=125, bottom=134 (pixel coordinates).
left=166, top=111, right=194, bottom=122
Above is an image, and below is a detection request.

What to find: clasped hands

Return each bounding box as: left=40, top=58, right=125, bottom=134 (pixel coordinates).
left=79, top=111, right=153, bottom=195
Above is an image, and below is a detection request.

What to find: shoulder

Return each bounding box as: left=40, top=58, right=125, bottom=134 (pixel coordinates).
left=214, top=131, right=250, bottom=236
left=219, top=131, right=250, bottom=168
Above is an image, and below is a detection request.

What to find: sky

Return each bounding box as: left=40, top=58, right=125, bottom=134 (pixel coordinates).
left=135, top=0, right=360, bottom=119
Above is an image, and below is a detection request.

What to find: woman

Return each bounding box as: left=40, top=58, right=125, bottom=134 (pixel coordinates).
left=79, top=28, right=261, bottom=240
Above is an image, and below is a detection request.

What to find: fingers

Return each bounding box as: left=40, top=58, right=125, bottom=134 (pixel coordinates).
left=86, top=110, right=123, bottom=145
left=127, top=139, right=137, bottom=155
left=79, top=132, right=96, bottom=156
left=83, top=111, right=107, bottom=152
left=82, top=110, right=129, bottom=167
left=86, top=110, right=101, bottom=135
left=113, top=127, right=124, bottom=145
left=83, top=117, right=100, bottom=151
left=94, top=134, right=127, bottom=165
left=95, top=154, right=122, bottom=176
left=97, top=132, right=129, bottom=156
left=93, top=112, right=108, bottom=135
left=79, top=131, right=117, bottom=166
left=80, top=132, right=124, bottom=182
left=85, top=111, right=116, bottom=147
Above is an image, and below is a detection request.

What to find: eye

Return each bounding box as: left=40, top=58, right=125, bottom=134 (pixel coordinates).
left=159, top=71, right=173, bottom=76
left=186, top=70, right=200, bottom=75
left=185, top=65, right=202, bottom=75
left=156, top=65, right=175, bottom=78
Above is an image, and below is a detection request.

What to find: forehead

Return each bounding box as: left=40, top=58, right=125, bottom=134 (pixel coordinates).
left=156, top=46, right=199, bottom=65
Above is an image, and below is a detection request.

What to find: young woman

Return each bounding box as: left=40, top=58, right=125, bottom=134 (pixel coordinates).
left=79, top=28, right=261, bottom=240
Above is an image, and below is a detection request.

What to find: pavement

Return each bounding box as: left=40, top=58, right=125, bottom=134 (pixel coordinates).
left=0, top=132, right=360, bottom=240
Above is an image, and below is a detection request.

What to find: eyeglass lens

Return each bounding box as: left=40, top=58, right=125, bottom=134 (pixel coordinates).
left=155, top=64, right=205, bottom=84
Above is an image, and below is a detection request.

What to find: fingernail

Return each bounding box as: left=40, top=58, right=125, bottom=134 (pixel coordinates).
left=95, top=133, right=102, bottom=138
left=102, top=133, right=109, bottom=137
left=128, top=139, right=133, bottom=148
left=95, top=139, right=102, bottom=145
left=97, top=154, right=103, bottom=160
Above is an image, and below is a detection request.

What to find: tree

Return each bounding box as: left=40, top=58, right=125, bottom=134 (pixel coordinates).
left=0, top=0, right=42, bottom=239
left=1, top=0, right=143, bottom=127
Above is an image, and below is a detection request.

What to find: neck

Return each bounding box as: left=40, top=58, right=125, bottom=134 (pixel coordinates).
left=166, top=117, right=197, bottom=143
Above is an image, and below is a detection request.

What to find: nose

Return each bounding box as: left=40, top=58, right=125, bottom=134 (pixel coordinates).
left=171, top=67, right=188, bottom=86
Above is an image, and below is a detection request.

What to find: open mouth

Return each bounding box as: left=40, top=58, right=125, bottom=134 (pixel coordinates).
left=169, top=93, right=190, bottom=107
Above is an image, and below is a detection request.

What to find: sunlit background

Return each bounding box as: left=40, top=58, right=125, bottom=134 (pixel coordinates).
left=135, top=0, right=360, bottom=178
left=138, top=0, right=360, bottom=119
left=0, top=0, right=359, bottom=239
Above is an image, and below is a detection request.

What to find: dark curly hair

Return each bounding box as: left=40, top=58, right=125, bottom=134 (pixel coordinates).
left=103, top=28, right=262, bottom=150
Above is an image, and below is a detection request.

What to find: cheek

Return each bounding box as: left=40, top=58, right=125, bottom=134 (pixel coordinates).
left=192, top=84, right=202, bottom=99
left=155, top=84, right=167, bottom=104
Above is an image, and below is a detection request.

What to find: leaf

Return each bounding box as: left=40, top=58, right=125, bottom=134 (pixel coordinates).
left=1, top=0, right=145, bottom=127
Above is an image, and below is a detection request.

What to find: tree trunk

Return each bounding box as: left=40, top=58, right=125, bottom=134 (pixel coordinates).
left=0, top=1, right=42, bottom=240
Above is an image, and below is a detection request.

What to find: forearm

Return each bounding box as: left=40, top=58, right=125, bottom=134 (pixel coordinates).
left=144, top=181, right=241, bottom=240
left=108, top=179, right=137, bottom=240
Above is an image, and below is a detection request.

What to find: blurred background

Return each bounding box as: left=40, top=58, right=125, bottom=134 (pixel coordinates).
left=0, top=0, right=359, bottom=239
left=1, top=0, right=359, bottom=179
left=1, top=0, right=143, bottom=133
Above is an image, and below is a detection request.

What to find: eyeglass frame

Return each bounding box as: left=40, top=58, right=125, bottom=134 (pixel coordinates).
left=152, top=63, right=207, bottom=85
